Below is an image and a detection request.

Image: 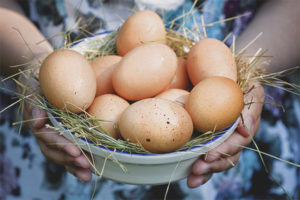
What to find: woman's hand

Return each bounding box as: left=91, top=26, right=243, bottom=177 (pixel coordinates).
left=19, top=73, right=92, bottom=182
left=187, top=81, right=265, bottom=188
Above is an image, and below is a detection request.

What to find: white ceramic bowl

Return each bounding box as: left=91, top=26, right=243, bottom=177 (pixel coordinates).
left=47, top=32, right=239, bottom=185
left=48, top=111, right=238, bottom=185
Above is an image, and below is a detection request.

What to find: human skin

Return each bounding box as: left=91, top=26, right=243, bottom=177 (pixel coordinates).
left=1, top=0, right=299, bottom=186
left=0, top=3, right=92, bottom=182
left=187, top=0, right=299, bottom=188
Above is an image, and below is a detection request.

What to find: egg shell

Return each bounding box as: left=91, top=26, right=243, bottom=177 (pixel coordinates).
left=155, top=88, right=190, bottom=107
left=112, top=42, right=177, bottom=101
left=169, top=57, right=191, bottom=90
left=187, top=38, right=237, bottom=86
left=39, top=49, right=96, bottom=113
left=118, top=98, right=194, bottom=153
left=91, top=55, right=122, bottom=96
left=185, top=77, right=243, bottom=133
left=116, top=10, right=166, bottom=56
left=88, top=94, right=130, bottom=139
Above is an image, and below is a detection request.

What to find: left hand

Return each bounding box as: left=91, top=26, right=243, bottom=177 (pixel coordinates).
left=19, top=72, right=93, bottom=182
left=187, top=81, right=265, bottom=188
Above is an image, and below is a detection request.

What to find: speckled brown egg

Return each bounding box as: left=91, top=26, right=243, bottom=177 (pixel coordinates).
left=39, top=49, right=96, bottom=113
left=187, top=38, right=237, bottom=86
left=118, top=98, right=194, bottom=153
left=91, top=55, right=122, bottom=96
left=112, top=43, right=177, bottom=101
left=116, top=10, right=166, bottom=56
left=185, top=77, right=243, bottom=133
left=88, top=94, right=130, bottom=139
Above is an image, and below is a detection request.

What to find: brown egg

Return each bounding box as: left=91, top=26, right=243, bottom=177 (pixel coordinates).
left=88, top=94, right=130, bottom=139
left=187, top=38, right=237, bottom=86
left=116, top=10, right=166, bottom=56
left=39, top=49, right=96, bottom=113
left=112, top=43, right=177, bottom=101
left=169, top=57, right=191, bottom=90
left=91, top=55, right=122, bottom=96
left=155, top=88, right=190, bottom=107
left=185, top=77, right=243, bottom=133
left=118, top=98, right=193, bottom=153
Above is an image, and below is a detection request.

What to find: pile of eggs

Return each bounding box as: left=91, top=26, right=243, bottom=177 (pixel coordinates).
left=39, top=10, right=244, bottom=153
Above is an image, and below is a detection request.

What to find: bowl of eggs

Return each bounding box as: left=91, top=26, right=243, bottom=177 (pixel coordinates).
left=41, top=10, right=244, bottom=185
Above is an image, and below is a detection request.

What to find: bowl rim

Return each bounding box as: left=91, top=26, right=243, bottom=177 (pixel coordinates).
left=46, top=30, right=239, bottom=164
left=47, top=110, right=239, bottom=164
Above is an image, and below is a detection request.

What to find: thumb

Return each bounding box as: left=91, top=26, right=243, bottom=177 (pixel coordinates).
left=237, top=116, right=254, bottom=138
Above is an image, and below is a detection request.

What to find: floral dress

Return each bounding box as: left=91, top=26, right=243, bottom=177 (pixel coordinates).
left=1, top=0, right=299, bottom=199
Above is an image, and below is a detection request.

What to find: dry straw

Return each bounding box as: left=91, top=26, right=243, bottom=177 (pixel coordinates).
left=2, top=0, right=300, bottom=164
left=1, top=3, right=300, bottom=200
left=27, top=21, right=300, bottom=155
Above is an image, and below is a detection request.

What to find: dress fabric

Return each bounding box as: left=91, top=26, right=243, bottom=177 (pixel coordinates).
left=1, top=0, right=299, bottom=199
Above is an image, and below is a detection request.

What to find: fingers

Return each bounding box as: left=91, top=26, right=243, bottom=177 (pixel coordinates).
left=187, top=82, right=265, bottom=189
left=24, top=104, right=84, bottom=160
left=201, top=81, right=265, bottom=164
left=65, top=165, right=92, bottom=182
left=21, top=82, right=82, bottom=158
left=239, top=103, right=262, bottom=138
left=38, top=139, right=92, bottom=182
left=18, top=73, right=40, bottom=93
left=18, top=72, right=93, bottom=183
left=22, top=98, right=47, bottom=130
left=37, top=139, right=92, bottom=182
left=187, top=172, right=212, bottom=188
left=195, top=153, right=240, bottom=174
left=187, top=153, right=240, bottom=188
left=37, top=138, right=91, bottom=168
left=192, top=154, right=240, bottom=176
left=203, top=82, right=265, bottom=164
left=23, top=103, right=82, bottom=158
left=239, top=81, right=265, bottom=137
left=18, top=74, right=41, bottom=110
left=202, top=83, right=264, bottom=163
left=18, top=73, right=44, bottom=127
left=237, top=120, right=250, bottom=137
left=34, top=127, right=82, bottom=157
left=204, top=131, right=248, bottom=162
left=238, top=113, right=261, bottom=139
left=37, top=140, right=75, bottom=165
left=26, top=107, right=47, bottom=129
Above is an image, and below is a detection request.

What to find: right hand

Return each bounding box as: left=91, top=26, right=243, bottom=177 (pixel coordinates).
left=19, top=73, right=92, bottom=182
left=187, top=81, right=265, bottom=188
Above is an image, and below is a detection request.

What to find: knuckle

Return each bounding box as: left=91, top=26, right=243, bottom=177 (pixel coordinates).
left=205, top=151, right=221, bottom=162
left=231, top=153, right=241, bottom=167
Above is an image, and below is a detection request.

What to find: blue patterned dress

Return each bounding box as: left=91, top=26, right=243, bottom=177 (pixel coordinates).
left=1, top=0, right=299, bottom=199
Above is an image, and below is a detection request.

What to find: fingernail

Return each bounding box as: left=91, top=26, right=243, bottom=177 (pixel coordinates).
left=79, top=175, right=89, bottom=182
left=77, top=170, right=91, bottom=182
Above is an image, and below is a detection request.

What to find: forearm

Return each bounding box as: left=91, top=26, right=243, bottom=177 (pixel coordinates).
left=236, top=0, right=299, bottom=73
left=0, top=0, right=25, bottom=15
left=0, top=7, right=53, bottom=76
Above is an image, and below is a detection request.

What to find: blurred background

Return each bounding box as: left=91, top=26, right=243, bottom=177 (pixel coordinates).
left=1, top=0, right=299, bottom=199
